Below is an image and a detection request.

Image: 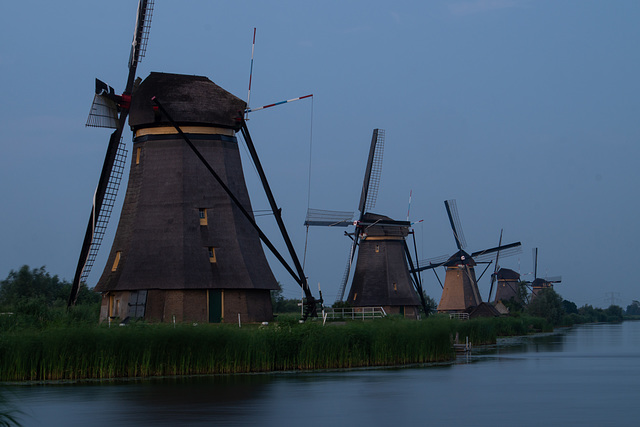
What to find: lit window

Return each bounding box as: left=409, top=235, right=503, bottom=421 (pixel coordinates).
left=208, top=247, right=217, bottom=263
left=199, top=209, right=208, bottom=226
left=111, top=251, right=122, bottom=272
left=353, top=292, right=358, bottom=301
left=135, top=147, right=141, bottom=165
left=375, top=244, right=380, bottom=253
left=109, top=294, right=115, bottom=317
left=393, top=283, right=397, bottom=292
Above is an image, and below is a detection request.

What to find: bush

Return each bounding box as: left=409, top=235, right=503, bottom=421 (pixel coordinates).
left=526, top=288, right=565, bottom=326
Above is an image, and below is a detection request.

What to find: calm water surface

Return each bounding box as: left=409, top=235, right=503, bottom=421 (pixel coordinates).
left=3, top=321, right=639, bottom=426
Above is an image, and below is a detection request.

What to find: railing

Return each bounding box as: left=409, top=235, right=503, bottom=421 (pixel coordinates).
left=448, top=312, right=469, bottom=321
left=323, top=307, right=387, bottom=321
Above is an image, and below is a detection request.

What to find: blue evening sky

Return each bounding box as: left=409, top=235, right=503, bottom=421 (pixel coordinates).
left=1, top=1, right=638, bottom=308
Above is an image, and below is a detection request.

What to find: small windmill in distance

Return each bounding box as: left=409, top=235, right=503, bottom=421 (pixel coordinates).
left=530, top=248, right=562, bottom=299
left=413, top=200, right=521, bottom=313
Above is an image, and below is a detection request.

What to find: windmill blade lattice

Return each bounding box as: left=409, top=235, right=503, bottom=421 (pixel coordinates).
left=79, top=139, right=128, bottom=285
left=473, top=243, right=522, bottom=263
left=69, top=0, right=154, bottom=306
left=335, top=238, right=358, bottom=303
left=304, top=208, right=354, bottom=227
left=418, top=253, right=451, bottom=268
left=129, top=0, right=154, bottom=68
left=86, top=93, right=119, bottom=128
left=358, top=129, right=385, bottom=215
left=445, top=199, right=467, bottom=250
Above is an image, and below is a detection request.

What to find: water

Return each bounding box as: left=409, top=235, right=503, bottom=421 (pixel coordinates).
left=3, top=321, right=639, bottom=426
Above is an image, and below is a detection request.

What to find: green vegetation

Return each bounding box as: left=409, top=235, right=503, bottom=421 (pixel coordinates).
left=0, top=265, right=631, bottom=383
left=0, top=265, right=99, bottom=331
left=0, top=315, right=554, bottom=382
left=0, top=318, right=452, bottom=381
left=626, top=300, right=640, bottom=317
left=498, top=287, right=626, bottom=327
left=526, top=288, right=565, bottom=325
left=0, top=389, right=22, bottom=427
left=270, top=287, right=302, bottom=314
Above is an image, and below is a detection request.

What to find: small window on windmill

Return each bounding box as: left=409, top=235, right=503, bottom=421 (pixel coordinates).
left=375, top=244, right=380, bottom=253
left=109, top=294, right=115, bottom=317
left=111, top=251, right=122, bottom=272
left=353, top=292, right=358, bottom=301
left=135, top=147, right=141, bottom=165
left=208, top=247, right=217, bottom=263
left=199, top=209, right=208, bottom=226
left=393, top=282, right=397, bottom=292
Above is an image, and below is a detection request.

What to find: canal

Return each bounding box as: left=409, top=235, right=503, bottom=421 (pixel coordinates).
left=3, top=321, right=639, bottom=426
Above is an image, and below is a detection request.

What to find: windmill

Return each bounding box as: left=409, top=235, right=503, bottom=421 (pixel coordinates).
left=413, top=200, right=521, bottom=313
left=530, top=248, right=561, bottom=299
left=485, top=229, right=523, bottom=304
left=493, top=268, right=523, bottom=303
left=69, top=1, right=319, bottom=323
left=305, top=129, right=427, bottom=317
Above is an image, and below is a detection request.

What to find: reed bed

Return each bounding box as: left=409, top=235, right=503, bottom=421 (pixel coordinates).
left=0, top=315, right=549, bottom=382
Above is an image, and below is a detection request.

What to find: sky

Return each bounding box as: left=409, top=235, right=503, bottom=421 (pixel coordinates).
left=1, top=0, right=639, bottom=309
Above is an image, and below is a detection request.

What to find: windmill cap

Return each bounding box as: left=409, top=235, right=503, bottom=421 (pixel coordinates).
left=129, top=72, right=246, bottom=131
left=497, top=268, right=520, bottom=280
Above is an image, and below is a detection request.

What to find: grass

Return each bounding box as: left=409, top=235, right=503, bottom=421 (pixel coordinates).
left=0, top=315, right=551, bottom=382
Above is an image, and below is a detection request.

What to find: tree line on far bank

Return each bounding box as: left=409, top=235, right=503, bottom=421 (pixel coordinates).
left=0, top=265, right=634, bottom=330
left=274, top=279, right=629, bottom=327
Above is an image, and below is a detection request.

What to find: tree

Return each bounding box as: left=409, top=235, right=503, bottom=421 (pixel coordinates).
left=562, top=299, right=578, bottom=314
left=526, top=288, right=565, bottom=325
left=421, top=291, right=438, bottom=315
left=270, top=285, right=302, bottom=314
left=0, top=265, right=98, bottom=310
left=605, top=305, right=624, bottom=321
left=626, top=300, right=640, bottom=316
left=500, top=281, right=529, bottom=314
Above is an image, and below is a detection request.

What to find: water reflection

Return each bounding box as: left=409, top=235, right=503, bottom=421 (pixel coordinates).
left=4, top=322, right=640, bottom=427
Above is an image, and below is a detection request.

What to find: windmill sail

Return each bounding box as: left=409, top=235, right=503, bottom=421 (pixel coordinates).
left=68, top=0, right=154, bottom=306
left=358, top=129, right=384, bottom=215
left=487, top=229, right=503, bottom=302
left=335, top=238, right=358, bottom=302
left=444, top=199, right=467, bottom=250
left=304, top=208, right=354, bottom=227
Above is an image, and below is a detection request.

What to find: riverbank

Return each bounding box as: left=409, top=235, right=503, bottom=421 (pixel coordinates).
left=0, top=317, right=549, bottom=381
left=0, top=315, right=552, bottom=382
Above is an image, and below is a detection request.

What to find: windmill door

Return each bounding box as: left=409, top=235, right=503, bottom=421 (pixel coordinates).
left=208, top=290, right=222, bottom=323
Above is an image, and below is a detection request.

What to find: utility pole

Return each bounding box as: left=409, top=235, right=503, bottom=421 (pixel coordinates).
left=604, top=291, right=621, bottom=306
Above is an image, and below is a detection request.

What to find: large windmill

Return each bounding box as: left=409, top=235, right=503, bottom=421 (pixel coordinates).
left=305, top=129, right=426, bottom=317
left=68, top=1, right=319, bottom=323
left=530, top=248, right=561, bottom=299
left=414, top=200, right=521, bottom=313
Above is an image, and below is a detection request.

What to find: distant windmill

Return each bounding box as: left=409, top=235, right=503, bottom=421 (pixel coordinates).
left=68, top=1, right=320, bottom=323
left=413, top=200, right=521, bottom=313
left=484, top=229, right=523, bottom=304
left=530, top=248, right=561, bottom=299
left=493, top=268, right=522, bottom=303
left=305, top=129, right=427, bottom=317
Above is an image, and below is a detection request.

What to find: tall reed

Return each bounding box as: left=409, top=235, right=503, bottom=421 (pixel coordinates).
left=0, top=315, right=551, bottom=382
